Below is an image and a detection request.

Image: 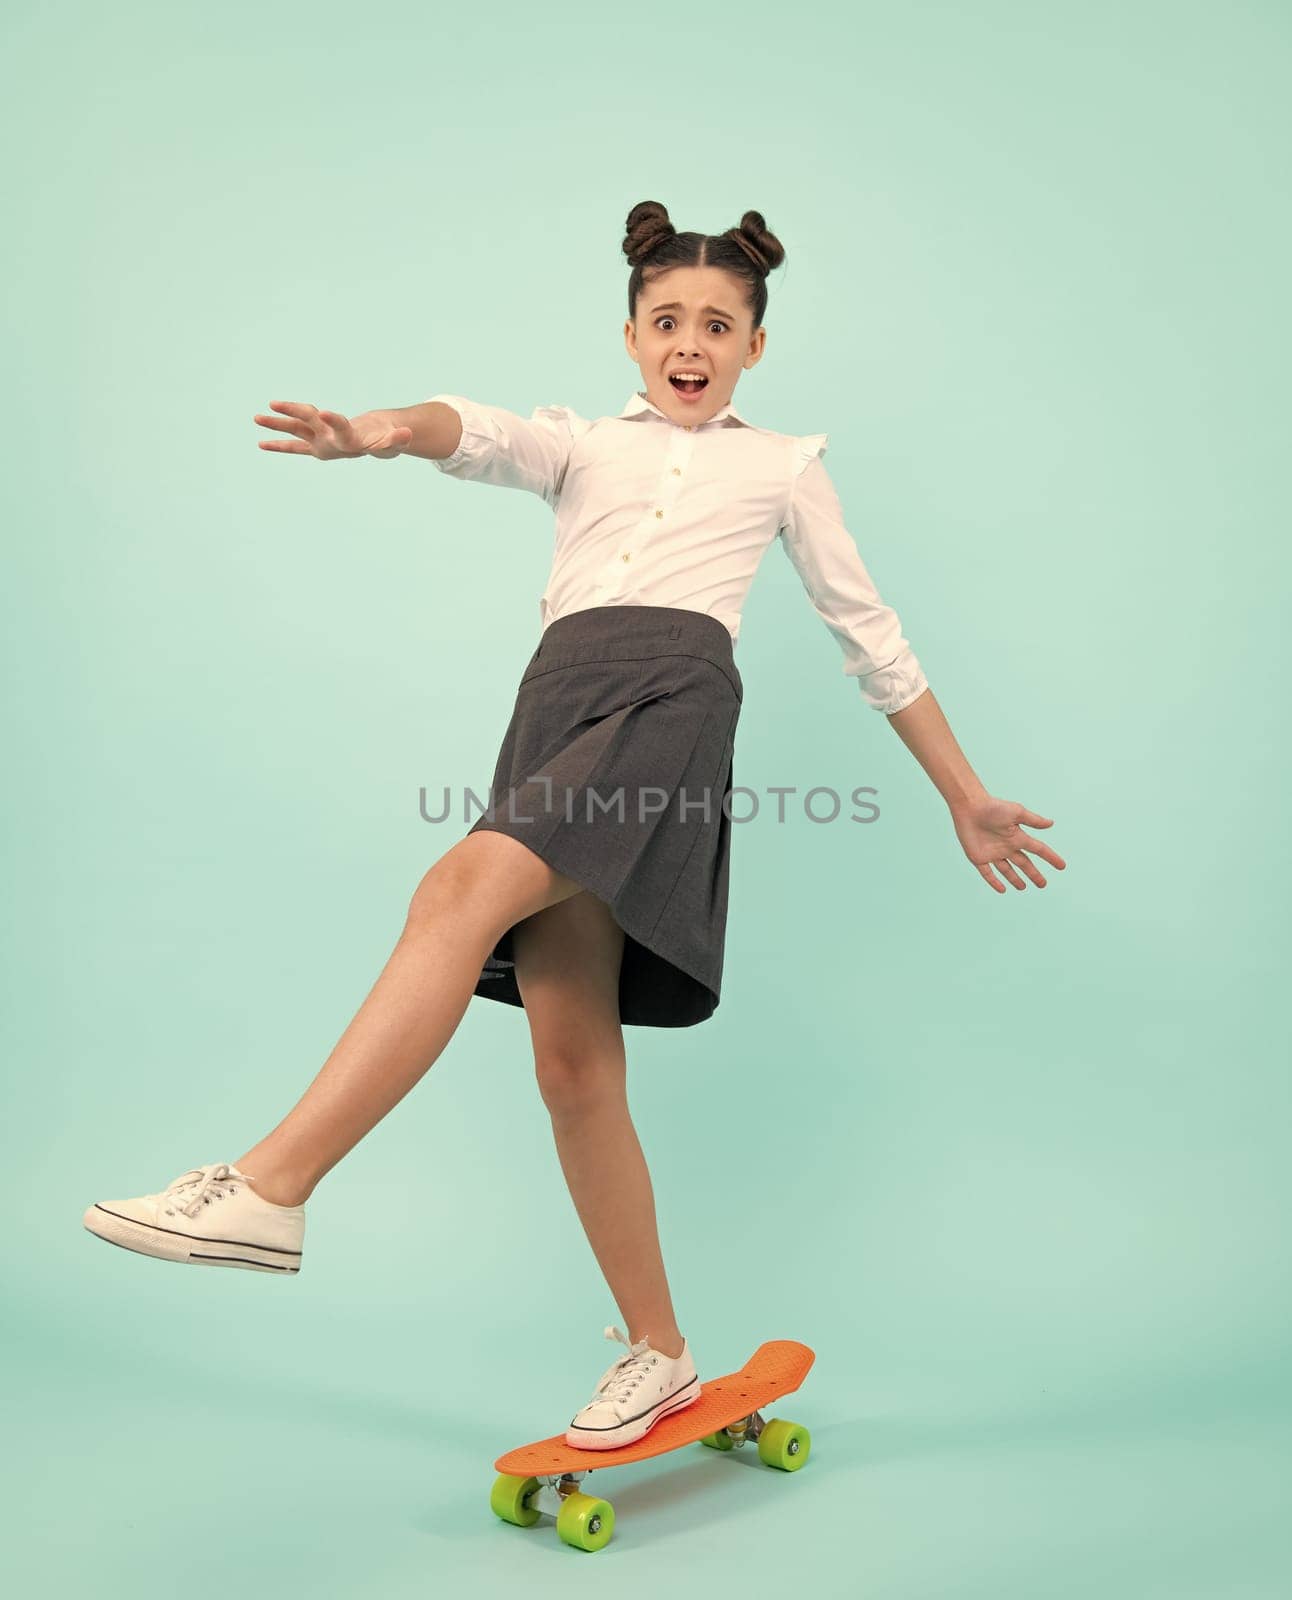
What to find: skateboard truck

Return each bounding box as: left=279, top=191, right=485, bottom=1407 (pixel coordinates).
left=528, top=1406, right=771, bottom=1519
left=721, top=1407, right=767, bottom=1446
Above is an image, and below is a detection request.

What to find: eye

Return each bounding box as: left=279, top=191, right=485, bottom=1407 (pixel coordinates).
left=655, top=317, right=728, bottom=334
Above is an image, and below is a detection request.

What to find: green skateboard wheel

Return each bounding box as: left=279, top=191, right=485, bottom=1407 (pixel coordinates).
left=556, top=1490, right=615, bottom=1551
left=490, top=1472, right=541, bottom=1526
left=756, top=1418, right=811, bottom=1471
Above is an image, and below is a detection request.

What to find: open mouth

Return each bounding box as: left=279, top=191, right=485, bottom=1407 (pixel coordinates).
left=668, top=374, right=709, bottom=400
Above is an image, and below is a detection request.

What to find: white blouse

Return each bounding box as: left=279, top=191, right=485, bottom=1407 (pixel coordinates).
left=424, top=388, right=929, bottom=714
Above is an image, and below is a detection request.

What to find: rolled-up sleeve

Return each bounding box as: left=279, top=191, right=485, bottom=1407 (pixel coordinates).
left=423, top=394, right=582, bottom=508
left=778, top=439, right=929, bottom=714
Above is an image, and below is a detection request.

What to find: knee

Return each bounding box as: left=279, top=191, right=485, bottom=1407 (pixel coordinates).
left=402, top=850, right=472, bottom=936
left=534, top=1044, right=625, bottom=1116
left=402, top=831, right=562, bottom=941
left=403, top=834, right=506, bottom=937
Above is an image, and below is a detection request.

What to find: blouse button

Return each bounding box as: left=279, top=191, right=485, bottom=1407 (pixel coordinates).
left=621, top=553, right=631, bottom=562
left=671, top=467, right=681, bottom=476
left=655, top=508, right=664, bottom=518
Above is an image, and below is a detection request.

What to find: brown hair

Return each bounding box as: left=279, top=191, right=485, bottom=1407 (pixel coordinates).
left=622, top=200, right=786, bottom=331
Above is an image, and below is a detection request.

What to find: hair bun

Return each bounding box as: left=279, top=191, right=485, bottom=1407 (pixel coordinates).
left=622, top=200, right=677, bottom=268
left=724, top=209, right=784, bottom=276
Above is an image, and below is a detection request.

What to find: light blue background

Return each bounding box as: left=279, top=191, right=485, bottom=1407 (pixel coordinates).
left=3, top=1, right=1288, bottom=1593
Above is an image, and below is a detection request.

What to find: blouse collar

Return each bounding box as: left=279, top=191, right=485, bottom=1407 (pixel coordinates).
left=619, top=389, right=750, bottom=428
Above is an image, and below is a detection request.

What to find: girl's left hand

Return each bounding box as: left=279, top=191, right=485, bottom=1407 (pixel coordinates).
left=950, top=796, right=1066, bottom=893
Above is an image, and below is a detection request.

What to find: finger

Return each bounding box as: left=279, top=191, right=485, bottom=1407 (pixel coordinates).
left=1017, top=810, right=1054, bottom=826
left=254, top=412, right=313, bottom=440
left=1016, top=832, right=1066, bottom=870
left=316, top=410, right=350, bottom=428
left=1010, top=851, right=1046, bottom=888
left=267, top=401, right=320, bottom=420
left=257, top=439, right=313, bottom=453
left=975, top=863, right=1007, bottom=893
left=997, top=858, right=1027, bottom=890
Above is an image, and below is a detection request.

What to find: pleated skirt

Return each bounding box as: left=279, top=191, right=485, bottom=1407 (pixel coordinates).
left=467, top=604, right=744, bottom=1027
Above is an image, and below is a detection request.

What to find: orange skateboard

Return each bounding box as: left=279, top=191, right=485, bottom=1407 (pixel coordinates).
left=490, top=1338, right=815, bottom=1552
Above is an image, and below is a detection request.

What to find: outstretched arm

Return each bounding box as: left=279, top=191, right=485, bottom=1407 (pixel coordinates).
left=253, top=400, right=461, bottom=460
left=253, top=397, right=578, bottom=503
left=886, top=688, right=1066, bottom=894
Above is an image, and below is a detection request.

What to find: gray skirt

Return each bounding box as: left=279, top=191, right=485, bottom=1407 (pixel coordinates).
left=467, top=604, right=743, bottom=1028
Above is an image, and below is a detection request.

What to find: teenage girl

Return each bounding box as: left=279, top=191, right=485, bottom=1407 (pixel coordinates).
left=83, top=200, right=1064, bottom=1450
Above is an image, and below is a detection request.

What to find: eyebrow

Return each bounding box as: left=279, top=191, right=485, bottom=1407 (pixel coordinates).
left=649, top=302, right=738, bottom=322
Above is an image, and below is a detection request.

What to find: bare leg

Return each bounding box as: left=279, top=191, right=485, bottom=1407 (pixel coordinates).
left=234, top=831, right=584, bottom=1206
left=548, top=1093, right=686, bottom=1362
left=512, top=893, right=685, bottom=1361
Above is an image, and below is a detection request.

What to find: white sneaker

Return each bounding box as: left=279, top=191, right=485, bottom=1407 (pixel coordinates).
left=565, top=1325, right=702, bottom=1450
left=83, top=1162, right=305, bottom=1274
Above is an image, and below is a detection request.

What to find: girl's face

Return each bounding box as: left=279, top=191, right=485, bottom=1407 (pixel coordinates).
left=624, top=265, right=766, bottom=424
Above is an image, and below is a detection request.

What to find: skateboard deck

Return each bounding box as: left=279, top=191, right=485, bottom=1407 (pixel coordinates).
left=491, top=1338, right=814, bottom=1551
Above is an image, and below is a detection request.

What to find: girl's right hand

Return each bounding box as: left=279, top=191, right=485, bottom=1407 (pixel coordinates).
left=253, top=401, right=413, bottom=460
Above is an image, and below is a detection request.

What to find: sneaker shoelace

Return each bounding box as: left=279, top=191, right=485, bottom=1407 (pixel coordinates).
left=589, top=1324, right=664, bottom=1409
left=158, top=1162, right=247, bottom=1219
